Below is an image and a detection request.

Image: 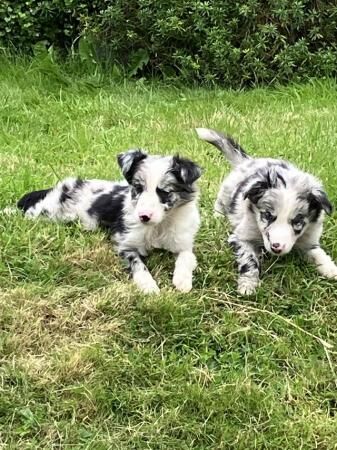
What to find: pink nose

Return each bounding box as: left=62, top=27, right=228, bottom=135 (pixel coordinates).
left=138, top=211, right=153, bottom=223
left=271, top=243, right=284, bottom=254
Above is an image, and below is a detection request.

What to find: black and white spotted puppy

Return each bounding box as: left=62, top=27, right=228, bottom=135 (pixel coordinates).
left=17, top=149, right=202, bottom=294
left=196, top=127, right=337, bottom=295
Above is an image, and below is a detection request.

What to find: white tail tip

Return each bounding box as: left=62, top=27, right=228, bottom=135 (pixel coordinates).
left=195, top=127, right=224, bottom=144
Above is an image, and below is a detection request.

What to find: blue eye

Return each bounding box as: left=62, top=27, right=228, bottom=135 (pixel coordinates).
left=292, top=215, right=305, bottom=229
left=261, top=211, right=275, bottom=223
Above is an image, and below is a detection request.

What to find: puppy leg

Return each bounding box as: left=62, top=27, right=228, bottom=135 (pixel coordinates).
left=173, top=250, right=197, bottom=293
left=120, top=249, right=160, bottom=294
left=229, top=234, right=261, bottom=295
left=302, top=245, right=337, bottom=279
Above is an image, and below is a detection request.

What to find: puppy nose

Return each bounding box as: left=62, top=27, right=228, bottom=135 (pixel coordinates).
left=139, top=212, right=152, bottom=223
left=271, top=242, right=283, bottom=254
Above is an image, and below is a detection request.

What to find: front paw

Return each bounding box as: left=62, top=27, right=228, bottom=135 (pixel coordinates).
left=237, top=277, right=259, bottom=295
left=173, top=272, right=192, bottom=293
left=318, top=262, right=337, bottom=279
left=134, top=272, right=160, bottom=294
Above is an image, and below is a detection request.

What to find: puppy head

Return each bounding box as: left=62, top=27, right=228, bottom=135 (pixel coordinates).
left=118, top=150, right=202, bottom=225
left=244, top=167, right=332, bottom=255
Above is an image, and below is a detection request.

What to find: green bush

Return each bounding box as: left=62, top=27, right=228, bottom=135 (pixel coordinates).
left=0, top=0, right=104, bottom=51
left=1, top=0, right=337, bottom=87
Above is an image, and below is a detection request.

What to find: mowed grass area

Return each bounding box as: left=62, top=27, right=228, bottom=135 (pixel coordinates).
left=1, top=56, right=337, bottom=449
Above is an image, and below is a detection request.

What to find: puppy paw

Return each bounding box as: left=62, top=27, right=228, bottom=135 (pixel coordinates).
left=237, top=277, right=259, bottom=295
left=134, top=272, right=160, bottom=294
left=173, top=273, right=192, bottom=293
left=318, top=262, right=337, bottom=279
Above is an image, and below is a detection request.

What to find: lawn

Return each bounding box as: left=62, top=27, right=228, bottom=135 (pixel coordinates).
left=1, top=56, right=337, bottom=448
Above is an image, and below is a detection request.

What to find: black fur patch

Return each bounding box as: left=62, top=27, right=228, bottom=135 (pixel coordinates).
left=161, top=156, right=202, bottom=207
left=229, top=178, right=251, bottom=212
left=170, top=155, right=202, bottom=186
left=156, top=187, right=171, bottom=204
left=59, top=185, right=71, bottom=203
left=117, top=150, right=148, bottom=184
left=244, top=180, right=271, bottom=204
left=226, top=136, right=249, bottom=160
left=239, top=263, right=250, bottom=274
left=17, top=188, right=51, bottom=212
left=87, top=186, right=129, bottom=233
left=297, top=190, right=333, bottom=222
left=243, top=167, right=286, bottom=204
left=75, top=179, right=85, bottom=190
left=276, top=173, right=286, bottom=187
left=59, top=178, right=84, bottom=203
left=239, top=259, right=260, bottom=275
left=308, top=190, right=333, bottom=219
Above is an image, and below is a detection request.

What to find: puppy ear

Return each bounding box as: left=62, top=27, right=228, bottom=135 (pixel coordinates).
left=170, top=155, right=202, bottom=185
left=117, top=149, right=147, bottom=184
left=244, top=167, right=284, bottom=204
left=243, top=180, right=269, bottom=204
left=308, top=188, right=333, bottom=215
left=243, top=167, right=286, bottom=204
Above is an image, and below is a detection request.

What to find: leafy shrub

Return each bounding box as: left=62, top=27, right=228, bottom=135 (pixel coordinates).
left=1, top=0, right=337, bottom=87
left=0, top=0, right=104, bottom=51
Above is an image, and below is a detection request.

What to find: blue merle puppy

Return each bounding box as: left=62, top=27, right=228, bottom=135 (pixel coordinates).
left=196, top=127, right=337, bottom=295
left=17, top=149, right=202, bottom=294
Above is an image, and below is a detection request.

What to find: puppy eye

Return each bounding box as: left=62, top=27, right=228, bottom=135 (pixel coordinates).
left=261, top=211, right=275, bottom=222
left=292, top=215, right=305, bottom=228
left=156, top=187, right=170, bottom=203
left=133, top=184, right=143, bottom=194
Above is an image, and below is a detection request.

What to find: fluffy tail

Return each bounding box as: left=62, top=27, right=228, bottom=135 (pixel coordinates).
left=195, top=128, right=251, bottom=166
left=17, top=188, right=51, bottom=213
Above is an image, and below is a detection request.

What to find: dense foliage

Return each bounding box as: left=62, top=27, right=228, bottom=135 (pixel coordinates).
left=1, top=0, right=337, bottom=86
left=0, top=1, right=104, bottom=50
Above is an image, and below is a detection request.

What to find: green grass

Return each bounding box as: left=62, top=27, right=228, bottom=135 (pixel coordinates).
left=1, top=56, right=337, bottom=449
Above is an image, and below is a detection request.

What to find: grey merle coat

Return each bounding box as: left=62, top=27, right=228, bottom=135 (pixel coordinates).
left=196, top=127, right=337, bottom=295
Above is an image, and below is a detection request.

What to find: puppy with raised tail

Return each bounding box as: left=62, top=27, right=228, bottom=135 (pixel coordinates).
left=17, top=149, right=202, bottom=294
left=196, top=127, right=337, bottom=295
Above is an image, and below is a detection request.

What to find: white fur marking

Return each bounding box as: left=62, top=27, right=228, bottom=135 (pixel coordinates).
left=306, top=247, right=337, bottom=279
left=133, top=270, right=160, bottom=294
left=173, top=251, right=197, bottom=293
